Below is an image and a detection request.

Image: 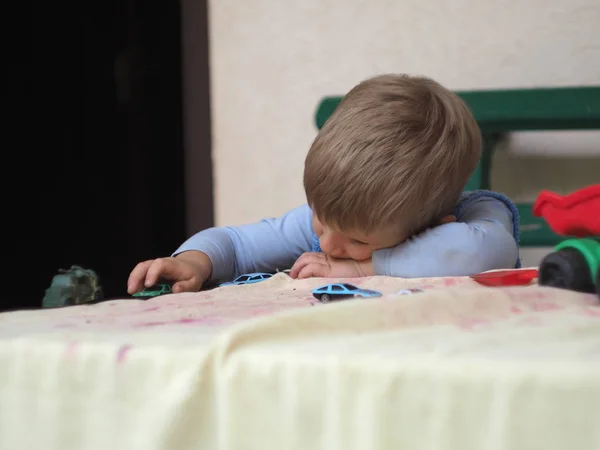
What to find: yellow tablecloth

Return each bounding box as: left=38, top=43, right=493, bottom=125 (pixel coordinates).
left=1, top=274, right=599, bottom=450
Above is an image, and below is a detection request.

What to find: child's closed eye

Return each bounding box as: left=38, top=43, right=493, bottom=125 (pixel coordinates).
left=351, top=239, right=368, bottom=245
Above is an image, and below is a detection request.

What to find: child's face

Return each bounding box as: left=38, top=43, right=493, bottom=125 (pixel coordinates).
left=312, top=215, right=404, bottom=261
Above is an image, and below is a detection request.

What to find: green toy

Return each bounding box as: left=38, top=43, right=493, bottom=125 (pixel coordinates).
left=43, top=265, right=104, bottom=308
left=132, top=283, right=173, bottom=298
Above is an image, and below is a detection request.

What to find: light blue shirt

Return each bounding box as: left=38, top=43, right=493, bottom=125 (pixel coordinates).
left=174, top=192, right=520, bottom=284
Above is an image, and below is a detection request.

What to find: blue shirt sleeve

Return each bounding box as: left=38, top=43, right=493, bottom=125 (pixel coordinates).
left=173, top=204, right=314, bottom=283
left=372, top=197, right=519, bottom=277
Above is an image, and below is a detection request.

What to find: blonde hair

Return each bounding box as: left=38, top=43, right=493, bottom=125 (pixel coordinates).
left=304, top=73, right=482, bottom=236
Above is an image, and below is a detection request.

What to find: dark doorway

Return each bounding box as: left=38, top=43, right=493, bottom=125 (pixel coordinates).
left=18, top=1, right=213, bottom=312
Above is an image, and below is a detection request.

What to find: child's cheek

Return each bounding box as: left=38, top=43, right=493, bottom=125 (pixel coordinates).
left=350, top=246, right=375, bottom=261
left=312, top=216, right=323, bottom=236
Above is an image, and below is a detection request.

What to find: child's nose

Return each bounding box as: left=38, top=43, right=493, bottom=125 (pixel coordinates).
left=320, top=234, right=347, bottom=259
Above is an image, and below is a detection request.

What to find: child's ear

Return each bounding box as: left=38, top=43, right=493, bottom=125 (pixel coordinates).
left=439, top=215, right=456, bottom=225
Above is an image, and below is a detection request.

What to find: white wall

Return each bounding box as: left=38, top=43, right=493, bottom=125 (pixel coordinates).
left=200, top=0, right=600, bottom=263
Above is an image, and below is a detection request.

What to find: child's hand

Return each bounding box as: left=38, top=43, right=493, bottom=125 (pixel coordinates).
left=289, top=252, right=375, bottom=279
left=127, top=251, right=212, bottom=294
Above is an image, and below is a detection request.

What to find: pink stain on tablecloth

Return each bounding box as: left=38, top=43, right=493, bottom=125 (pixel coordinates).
left=458, top=317, right=491, bottom=331
left=443, top=278, right=460, bottom=287
left=134, top=316, right=226, bottom=328
left=510, top=305, right=523, bottom=314
left=583, top=307, right=600, bottom=317
left=176, top=317, right=224, bottom=325
left=529, top=301, right=563, bottom=312
left=134, top=321, right=162, bottom=328
left=116, top=344, right=132, bottom=363
left=64, top=341, right=79, bottom=359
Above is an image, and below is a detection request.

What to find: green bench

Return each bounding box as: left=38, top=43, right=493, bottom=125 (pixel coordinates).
left=315, top=86, right=600, bottom=247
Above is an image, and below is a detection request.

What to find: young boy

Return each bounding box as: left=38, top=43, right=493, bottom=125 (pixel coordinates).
left=127, top=74, right=520, bottom=294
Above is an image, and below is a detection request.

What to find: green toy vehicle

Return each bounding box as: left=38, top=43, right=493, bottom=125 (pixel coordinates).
left=533, top=186, right=600, bottom=298
left=43, top=265, right=104, bottom=307
left=132, top=283, right=173, bottom=298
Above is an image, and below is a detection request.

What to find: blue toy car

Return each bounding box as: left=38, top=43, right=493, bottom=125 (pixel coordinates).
left=219, top=272, right=273, bottom=287
left=312, top=283, right=382, bottom=303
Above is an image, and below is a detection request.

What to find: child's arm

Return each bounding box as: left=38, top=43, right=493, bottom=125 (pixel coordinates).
left=372, top=196, right=519, bottom=277
left=173, top=204, right=314, bottom=284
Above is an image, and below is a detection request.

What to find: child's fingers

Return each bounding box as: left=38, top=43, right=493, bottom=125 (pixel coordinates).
left=290, top=257, right=309, bottom=278
left=127, top=260, right=154, bottom=294
left=289, top=259, right=304, bottom=278
left=297, top=262, right=328, bottom=279
left=172, top=278, right=201, bottom=293
left=290, top=252, right=325, bottom=278
left=144, top=257, right=184, bottom=287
